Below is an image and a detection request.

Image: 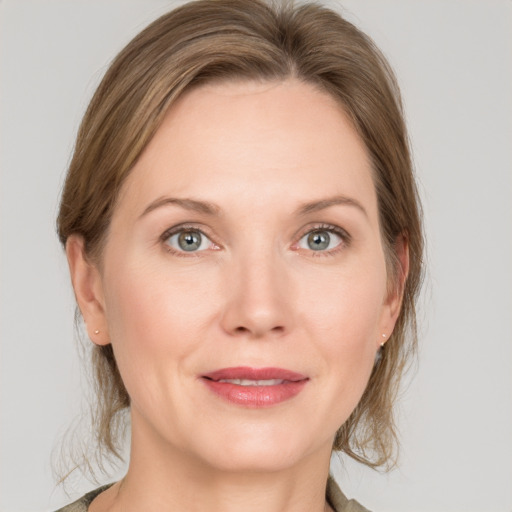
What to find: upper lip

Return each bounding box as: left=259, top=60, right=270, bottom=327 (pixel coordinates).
left=202, top=366, right=308, bottom=382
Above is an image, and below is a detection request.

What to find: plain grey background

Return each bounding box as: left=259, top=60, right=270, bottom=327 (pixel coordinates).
left=1, top=1, right=511, bottom=511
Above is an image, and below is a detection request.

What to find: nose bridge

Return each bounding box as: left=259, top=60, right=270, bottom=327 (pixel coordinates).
left=221, top=238, right=291, bottom=338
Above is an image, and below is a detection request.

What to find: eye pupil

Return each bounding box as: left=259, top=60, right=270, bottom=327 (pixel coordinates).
left=178, top=231, right=202, bottom=251
left=307, top=231, right=330, bottom=250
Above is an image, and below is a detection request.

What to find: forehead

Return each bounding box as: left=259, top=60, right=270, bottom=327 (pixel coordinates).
left=116, top=78, right=377, bottom=219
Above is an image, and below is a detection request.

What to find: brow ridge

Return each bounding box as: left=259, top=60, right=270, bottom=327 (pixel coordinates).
left=140, top=194, right=366, bottom=219
left=296, top=195, right=367, bottom=217
left=140, top=196, right=221, bottom=218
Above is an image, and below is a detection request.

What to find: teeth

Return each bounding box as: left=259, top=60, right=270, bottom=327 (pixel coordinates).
left=218, top=379, right=284, bottom=386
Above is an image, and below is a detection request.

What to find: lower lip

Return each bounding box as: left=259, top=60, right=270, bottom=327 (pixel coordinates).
left=202, top=379, right=308, bottom=407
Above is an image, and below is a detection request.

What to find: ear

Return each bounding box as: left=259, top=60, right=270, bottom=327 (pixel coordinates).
left=66, top=235, right=110, bottom=345
left=379, top=234, right=409, bottom=343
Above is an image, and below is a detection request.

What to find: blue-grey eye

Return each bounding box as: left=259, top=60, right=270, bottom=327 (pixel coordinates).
left=166, top=229, right=210, bottom=252
left=298, top=229, right=342, bottom=251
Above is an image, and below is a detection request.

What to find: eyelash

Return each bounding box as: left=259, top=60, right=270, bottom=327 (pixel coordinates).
left=160, top=223, right=218, bottom=258
left=295, top=223, right=351, bottom=257
left=160, top=223, right=351, bottom=257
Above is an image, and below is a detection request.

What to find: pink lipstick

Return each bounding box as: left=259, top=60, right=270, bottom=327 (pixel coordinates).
left=201, top=367, right=308, bottom=407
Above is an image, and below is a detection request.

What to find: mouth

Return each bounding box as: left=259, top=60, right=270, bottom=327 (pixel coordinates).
left=214, top=378, right=287, bottom=386
left=201, top=367, right=309, bottom=407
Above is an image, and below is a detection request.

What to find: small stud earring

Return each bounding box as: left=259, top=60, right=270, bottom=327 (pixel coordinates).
left=94, top=329, right=100, bottom=335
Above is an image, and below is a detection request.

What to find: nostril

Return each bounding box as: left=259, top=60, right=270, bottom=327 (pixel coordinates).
left=232, top=324, right=285, bottom=336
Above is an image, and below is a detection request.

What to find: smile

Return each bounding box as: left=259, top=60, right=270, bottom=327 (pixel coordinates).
left=217, top=379, right=285, bottom=386
left=201, top=367, right=309, bottom=407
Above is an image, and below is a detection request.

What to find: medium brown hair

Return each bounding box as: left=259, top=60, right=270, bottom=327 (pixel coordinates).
left=57, top=0, right=423, bottom=471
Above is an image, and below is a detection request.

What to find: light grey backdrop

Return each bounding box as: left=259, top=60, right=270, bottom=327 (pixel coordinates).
left=1, top=1, right=511, bottom=511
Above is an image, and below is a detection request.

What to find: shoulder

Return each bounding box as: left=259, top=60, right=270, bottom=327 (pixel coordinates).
left=327, top=476, right=372, bottom=512
left=54, top=484, right=114, bottom=512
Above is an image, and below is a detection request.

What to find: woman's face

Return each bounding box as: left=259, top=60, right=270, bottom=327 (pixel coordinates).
left=72, top=79, right=402, bottom=473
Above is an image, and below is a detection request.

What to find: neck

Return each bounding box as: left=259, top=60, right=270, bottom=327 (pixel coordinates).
left=96, top=412, right=335, bottom=512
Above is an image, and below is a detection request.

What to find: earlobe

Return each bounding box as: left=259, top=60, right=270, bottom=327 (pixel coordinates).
left=65, top=235, right=110, bottom=345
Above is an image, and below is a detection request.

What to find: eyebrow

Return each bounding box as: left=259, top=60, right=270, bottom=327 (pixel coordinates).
left=139, top=196, right=221, bottom=219
left=139, top=194, right=367, bottom=219
left=296, top=195, right=368, bottom=217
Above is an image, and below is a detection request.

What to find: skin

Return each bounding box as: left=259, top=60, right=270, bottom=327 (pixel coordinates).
left=67, top=79, right=406, bottom=512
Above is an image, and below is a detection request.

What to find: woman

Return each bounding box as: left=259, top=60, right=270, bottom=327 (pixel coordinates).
left=55, top=0, right=423, bottom=510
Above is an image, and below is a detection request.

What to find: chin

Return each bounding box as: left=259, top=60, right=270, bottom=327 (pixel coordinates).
left=190, top=423, right=325, bottom=474
left=203, top=446, right=301, bottom=474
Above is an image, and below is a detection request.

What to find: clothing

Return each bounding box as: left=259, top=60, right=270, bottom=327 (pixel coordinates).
left=54, top=477, right=370, bottom=512
left=54, top=485, right=113, bottom=512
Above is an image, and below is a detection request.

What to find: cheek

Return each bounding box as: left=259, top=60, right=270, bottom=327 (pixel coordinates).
left=298, top=261, right=386, bottom=392
left=101, top=261, right=216, bottom=401
left=301, top=261, right=387, bottom=342
left=104, top=261, right=212, bottom=347
left=101, top=266, right=214, bottom=436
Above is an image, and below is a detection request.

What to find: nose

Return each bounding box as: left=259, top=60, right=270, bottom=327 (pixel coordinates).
left=220, top=249, right=293, bottom=339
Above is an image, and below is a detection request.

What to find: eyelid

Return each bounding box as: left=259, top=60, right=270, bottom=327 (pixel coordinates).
left=160, top=223, right=220, bottom=255
left=293, top=223, right=351, bottom=255
left=159, top=222, right=350, bottom=256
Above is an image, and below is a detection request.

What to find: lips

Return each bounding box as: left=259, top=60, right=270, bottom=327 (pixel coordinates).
left=201, top=367, right=308, bottom=407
